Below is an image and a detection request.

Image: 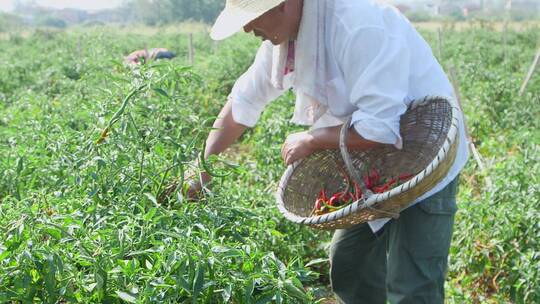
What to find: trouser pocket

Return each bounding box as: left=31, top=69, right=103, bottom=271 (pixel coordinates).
left=417, top=178, right=458, bottom=215
left=400, top=178, right=458, bottom=258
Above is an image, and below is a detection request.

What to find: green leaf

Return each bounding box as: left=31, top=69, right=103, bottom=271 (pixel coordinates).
left=145, top=259, right=153, bottom=270
left=192, top=264, right=205, bottom=303
left=255, top=294, right=275, bottom=304
left=221, top=285, right=232, bottom=302
left=270, top=229, right=284, bottom=237
left=152, top=87, right=169, bottom=98
left=243, top=278, right=255, bottom=302
left=95, top=270, right=106, bottom=291
left=242, top=260, right=254, bottom=273
left=0, top=249, right=11, bottom=263
left=211, top=246, right=242, bottom=258
left=44, top=256, right=58, bottom=299
left=84, top=282, right=98, bottom=293
left=116, top=291, right=137, bottom=303
left=144, top=193, right=158, bottom=206
left=274, top=292, right=283, bottom=304
left=18, top=222, right=25, bottom=236
left=15, top=157, right=24, bottom=174
left=283, top=280, right=307, bottom=301
left=305, top=258, right=328, bottom=268
left=177, top=275, right=190, bottom=291
left=143, top=207, right=157, bottom=222
left=44, top=227, right=62, bottom=240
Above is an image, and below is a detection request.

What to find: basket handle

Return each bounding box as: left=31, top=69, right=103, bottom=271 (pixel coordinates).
left=339, top=117, right=373, bottom=201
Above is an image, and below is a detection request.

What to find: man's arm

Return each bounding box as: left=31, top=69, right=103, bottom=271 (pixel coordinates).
left=309, top=125, right=383, bottom=150
left=205, top=100, right=247, bottom=158
left=197, top=100, right=247, bottom=184
left=281, top=126, right=384, bottom=165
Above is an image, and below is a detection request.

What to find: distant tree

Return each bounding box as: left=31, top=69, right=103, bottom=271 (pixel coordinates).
left=131, top=0, right=159, bottom=25
left=0, top=12, right=24, bottom=32
left=38, top=16, right=67, bottom=28
left=124, top=0, right=224, bottom=25
left=405, top=10, right=432, bottom=22
left=196, top=0, right=225, bottom=22
left=449, top=10, right=466, bottom=21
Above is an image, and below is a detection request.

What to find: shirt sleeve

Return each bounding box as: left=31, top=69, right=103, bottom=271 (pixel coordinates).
left=337, top=27, right=410, bottom=149
left=228, top=41, right=287, bottom=127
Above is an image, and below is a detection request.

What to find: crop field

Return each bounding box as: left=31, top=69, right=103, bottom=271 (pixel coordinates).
left=0, top=23, right=539, bottom=303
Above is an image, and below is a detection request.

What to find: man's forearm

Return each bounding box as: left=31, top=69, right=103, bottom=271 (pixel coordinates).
left=308, top=125, right=383, bottom=151
left=204, top=100, right=247, bottom=158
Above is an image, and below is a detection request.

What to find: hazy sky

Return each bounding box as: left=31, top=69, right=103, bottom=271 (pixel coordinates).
left=0, top=0, right=123, bottom=12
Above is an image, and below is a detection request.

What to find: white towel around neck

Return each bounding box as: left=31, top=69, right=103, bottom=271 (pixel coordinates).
left=270, top=0, right=337, bottom=127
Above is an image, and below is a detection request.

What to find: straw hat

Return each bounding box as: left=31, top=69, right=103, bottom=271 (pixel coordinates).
left=211, top=0, right=284, bottom=40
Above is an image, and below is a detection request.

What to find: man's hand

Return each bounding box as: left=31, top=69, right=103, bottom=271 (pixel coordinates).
left=281, top=131, right=316, bottom=165
left=158, top=171, right=212, bottom=204
left=184, top=171, right=213, bottom=201
left=158, top=99, right=246, bottom=204
left=280, top=125, right=384, bottom=166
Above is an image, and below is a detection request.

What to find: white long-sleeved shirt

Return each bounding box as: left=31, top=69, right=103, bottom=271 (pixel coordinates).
left=228, top=0, right=469, bottom=231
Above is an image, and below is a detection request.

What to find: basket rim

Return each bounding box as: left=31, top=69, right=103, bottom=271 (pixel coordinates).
left=276, top=95, right=461, bottom=226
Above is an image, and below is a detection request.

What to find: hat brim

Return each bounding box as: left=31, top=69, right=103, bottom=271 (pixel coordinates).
left=210, top=8, right=262, bottom=41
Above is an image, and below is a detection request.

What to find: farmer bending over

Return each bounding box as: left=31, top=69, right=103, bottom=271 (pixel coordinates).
left=124, top=48, right=176, bottom=65
left=182, top=0, right=469, bottom=302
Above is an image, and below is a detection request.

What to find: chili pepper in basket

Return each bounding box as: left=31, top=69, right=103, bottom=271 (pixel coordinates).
left=318, top=189, right=327, bottom=201
left=353, top=181, right=362, bottom=200
left=312, top=169, right=414, bottom=216
left=369, top=168, right=381, bottom=185
left=331, top=190, right=357, bottom=207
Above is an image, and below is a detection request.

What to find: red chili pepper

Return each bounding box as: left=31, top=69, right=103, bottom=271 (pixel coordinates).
left=318, top=189, right=327, bottom=201
left=387, top=178, right=397, bottom=187
left=328, top=193, right=342, bottom=206
left=340, top=192, right=353, bottom=204
left=364, top=175, right=372, bottom=189
left=314, top=170, right=412, bottom=216
left=370, top=168, right=380, bottom=185
left=315, top=198, right=323, bottom=210
left=353, top=182, right=362, bottom=200
left=373, top=186, right=385, bottom=193
left=399, top=173, right=413, bottom=181
left=386, top=179, right=398, bottom=192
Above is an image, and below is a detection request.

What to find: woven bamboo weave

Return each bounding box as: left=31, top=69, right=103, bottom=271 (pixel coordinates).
left=276, top=96, right=460, bottom=230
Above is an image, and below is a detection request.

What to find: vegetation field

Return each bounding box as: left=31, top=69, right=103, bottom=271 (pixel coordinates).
left=0, top=23, right=539, bottom=303
left=413, top=20, right=540, bottom=31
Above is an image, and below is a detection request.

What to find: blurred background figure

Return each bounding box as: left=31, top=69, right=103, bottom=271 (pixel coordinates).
left=124, top=48, right=176, bottom=65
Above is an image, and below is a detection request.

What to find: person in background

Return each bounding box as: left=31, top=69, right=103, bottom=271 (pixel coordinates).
left=124, top=47, right=176, bottom=65
left=162, top=0, right=469, bottom=302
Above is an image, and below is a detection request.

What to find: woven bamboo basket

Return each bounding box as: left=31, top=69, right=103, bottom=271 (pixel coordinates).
left=276, top=96, right=460, bottom=230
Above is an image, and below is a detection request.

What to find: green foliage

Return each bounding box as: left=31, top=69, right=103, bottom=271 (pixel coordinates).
left=0, top=24, right=539, bottom=303
left=422, top=27, right=540, bottom=303
left=0, top=28, right=325, bottom=303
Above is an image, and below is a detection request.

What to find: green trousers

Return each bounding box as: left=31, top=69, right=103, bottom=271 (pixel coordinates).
left=329, top=177, right=459, bottom=304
